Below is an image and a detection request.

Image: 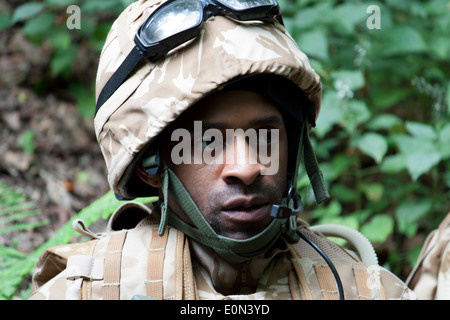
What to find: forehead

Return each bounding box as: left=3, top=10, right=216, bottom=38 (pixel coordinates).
left=185, top=90, right=284, bottom=128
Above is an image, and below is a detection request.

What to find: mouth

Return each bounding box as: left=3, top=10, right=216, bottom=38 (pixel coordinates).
left=221, top=196, right=272, bottom=224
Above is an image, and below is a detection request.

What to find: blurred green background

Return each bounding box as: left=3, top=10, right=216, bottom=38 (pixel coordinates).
left=0, top=0, right=449, bottom=299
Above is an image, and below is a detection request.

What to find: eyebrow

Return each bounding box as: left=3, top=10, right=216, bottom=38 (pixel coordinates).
left=201, top=116, right=284, bottom=131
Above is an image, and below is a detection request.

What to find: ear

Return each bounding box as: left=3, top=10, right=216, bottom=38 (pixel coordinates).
left=135, top=160, right=161, bottom=188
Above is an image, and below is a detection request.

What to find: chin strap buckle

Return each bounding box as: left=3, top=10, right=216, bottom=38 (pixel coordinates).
left=270, top=187, right=304, bottom=241
left=270, top=198, right=304, bottom=219
left=270, top=184, right=304, bottom=219
left=270, top=205, right=292, bottom=219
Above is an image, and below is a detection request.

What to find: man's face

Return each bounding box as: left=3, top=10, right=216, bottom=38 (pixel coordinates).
left=161, top=90, right=288, bottom=240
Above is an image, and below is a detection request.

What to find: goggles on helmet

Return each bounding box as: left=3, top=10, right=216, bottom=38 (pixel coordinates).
left=135, top=0, right=282, bottom=59
left=95, top=0, right=282, bottom=115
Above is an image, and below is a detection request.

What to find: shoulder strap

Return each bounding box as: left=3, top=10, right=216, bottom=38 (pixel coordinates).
left=145, top=227, right=168, bottom=299
left=102, top=231, right=128, bottom=300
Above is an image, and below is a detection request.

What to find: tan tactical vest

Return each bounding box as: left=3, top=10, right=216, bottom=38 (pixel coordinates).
left=30, top=202, right=415, bottom=300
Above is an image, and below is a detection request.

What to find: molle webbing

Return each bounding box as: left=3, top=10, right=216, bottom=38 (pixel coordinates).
left=146, top=228, right=168, bottom=299
left=102, top=231, right=127, bottom=300
left=81, top=220, right=197, bottom=300
left=92, top=228, right=379, bottom=300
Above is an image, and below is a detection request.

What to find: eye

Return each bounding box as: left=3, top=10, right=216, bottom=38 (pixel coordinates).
left=258, top=129, right=273, bottom=146
left=202, top=135, right=216, bottom=148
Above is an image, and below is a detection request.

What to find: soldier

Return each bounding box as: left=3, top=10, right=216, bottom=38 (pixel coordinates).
left=30, top=0, right=415, bottom=300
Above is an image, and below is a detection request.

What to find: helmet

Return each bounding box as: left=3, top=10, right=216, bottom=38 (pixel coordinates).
left=94, top=0, right=327, bottom=262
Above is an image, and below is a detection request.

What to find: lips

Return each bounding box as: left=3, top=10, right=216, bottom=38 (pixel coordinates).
left=221, top=196, right=271, bottom=224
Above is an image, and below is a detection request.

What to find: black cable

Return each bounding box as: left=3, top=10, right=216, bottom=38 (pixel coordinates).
left=296, top=230, right=345, bottom=300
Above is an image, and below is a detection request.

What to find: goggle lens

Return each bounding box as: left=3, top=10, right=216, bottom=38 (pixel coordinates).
left=216, top=0, right=276, bottom=11
left=141, top=0, right=203, bottom=44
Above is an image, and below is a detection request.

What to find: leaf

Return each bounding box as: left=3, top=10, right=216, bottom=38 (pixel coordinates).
left=393, top=130, right=441, bottom=179
left=331, top=184, right=359, bottom=204
left=51, top=45, right=77, bottom=76
left=309, top=200, right=342, bottom=220
left=18, top=130, right=35, bottom=154
left=367, top=114, right=402, bottom=131
left=406, top=152, right=441, bottom=181
left=331, top=154, right=355, bottom=177
left=315, top=91, right=344, bottom=138
left=287, top=2, right=334, bottom=30
left=332, top=3, right=369, bottom=35
left=297, top=29, right=329, bottom=61
left=0, top=13, right=11, bottom=31
left=405, top=121, right=437, bottom=141
left=341, top=100, right=371, bottom=133
left=393, top=134, right=437, bottom=155
left=362, top=183, right=384, bottom=202
left=361, top=214, right=394, bottom=243
left=48, top=32, right=72, bottom=50
left=356, top=132, right=388, bottom=164
left=82, top=0, right=124, bottom=13
left=371, top=88, right=411, bottom=110
left=44, top=0, right=76, bottom=8
left=430, top=36, right=450, bottom=59
left=380, top=25, right=427, bottom=56
left=381, top=154, right=407, bottom=173
left=438, top=123, right=450, bottom=159
left=395, top=199, right=432, bottom=238
left=11, top=2, right=44, bottom=24
left=22, top=12, right=55, bottom=37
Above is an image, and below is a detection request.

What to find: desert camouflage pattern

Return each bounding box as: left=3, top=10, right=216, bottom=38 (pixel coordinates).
left=30, top=202, right=415, bottom=300
left=94, top=0, right=322, bottom=198
left=406, top=212, right=450, bottom=300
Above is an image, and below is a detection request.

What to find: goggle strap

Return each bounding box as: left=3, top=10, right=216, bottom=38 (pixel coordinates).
left=95, top=46, right=142, bottom=115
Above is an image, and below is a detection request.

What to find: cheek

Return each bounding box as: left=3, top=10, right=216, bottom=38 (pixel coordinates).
left=171, top=163, right=221, bottom=204
left=165, top=163, right=221, bottom=225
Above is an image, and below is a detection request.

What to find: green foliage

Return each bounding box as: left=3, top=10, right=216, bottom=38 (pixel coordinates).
left=18, top=130, right=36, bottom=155
left=282, top=0, right=450, bottom=274
left=0, top=182, right=48, bottom=300
left=0, top=188, right=155, bottom=300
left=0, top=182, right=47, bottom=236
left=4, top=0, right=136, bottom=117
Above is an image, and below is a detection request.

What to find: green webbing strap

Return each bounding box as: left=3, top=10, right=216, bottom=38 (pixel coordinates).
left=162, top=168, right=284, bottom=263
left=158, top=168, right=169, bottom=236
left=302, top=124, right=330, bottom=204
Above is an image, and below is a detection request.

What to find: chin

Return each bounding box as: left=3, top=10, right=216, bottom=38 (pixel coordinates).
left=219, top=229, right=265, bottom=240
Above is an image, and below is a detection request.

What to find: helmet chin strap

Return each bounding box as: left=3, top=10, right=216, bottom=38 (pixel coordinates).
left=142, top=121, right=329, bottom=263
left=270, top=120, right=330, bottom=225
left=159, top=167, right=289, bottom=263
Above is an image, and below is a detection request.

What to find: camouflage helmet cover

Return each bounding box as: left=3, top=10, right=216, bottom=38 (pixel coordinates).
left=94, top=0, right=322, bottom=199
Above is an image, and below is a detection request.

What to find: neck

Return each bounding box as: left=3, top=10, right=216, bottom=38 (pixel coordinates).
left=189, top=237, right=288, bottom=295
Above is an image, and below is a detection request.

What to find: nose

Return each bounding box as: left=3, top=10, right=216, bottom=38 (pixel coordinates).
left=220, top=135, right=264, bottom=186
